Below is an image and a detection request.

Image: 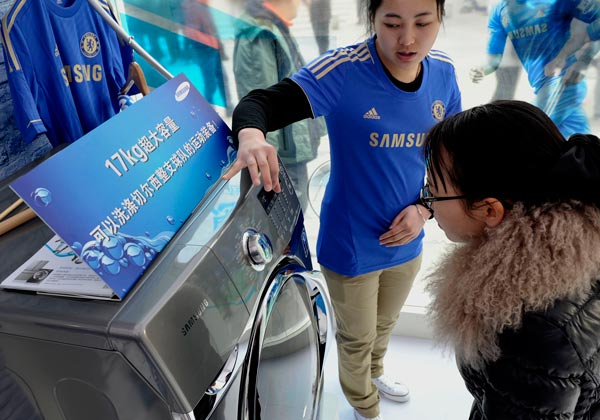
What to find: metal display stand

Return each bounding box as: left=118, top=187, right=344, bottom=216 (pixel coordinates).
left=87, top=0, right=174, bottom=81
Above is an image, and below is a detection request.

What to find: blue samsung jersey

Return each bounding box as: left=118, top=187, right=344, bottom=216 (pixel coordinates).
left=1, top=0, right=134, bottom=146
left=488, top=0, right=600, bottom=136
left=292, top=36, right=461, bottom=276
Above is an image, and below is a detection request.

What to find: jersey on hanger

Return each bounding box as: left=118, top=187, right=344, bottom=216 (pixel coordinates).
left=1, top=0, right=134, bottom=146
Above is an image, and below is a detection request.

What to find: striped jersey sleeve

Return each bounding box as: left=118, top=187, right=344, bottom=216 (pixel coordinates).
left=291, top=41, right=373, bottom=118
left=1, top=0, right=45, bottom=142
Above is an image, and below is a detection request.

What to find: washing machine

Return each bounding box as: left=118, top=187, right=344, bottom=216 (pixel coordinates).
left=0, top=160, right=331, bottom=420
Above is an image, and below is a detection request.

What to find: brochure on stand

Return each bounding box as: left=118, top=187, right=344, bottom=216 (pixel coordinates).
left=1, top=235, right=114, bottom=299
left=3, top=73, right=236, bottom=300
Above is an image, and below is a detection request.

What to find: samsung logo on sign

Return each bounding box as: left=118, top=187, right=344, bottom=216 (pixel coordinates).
left=175, top=82, right=190, bottom=101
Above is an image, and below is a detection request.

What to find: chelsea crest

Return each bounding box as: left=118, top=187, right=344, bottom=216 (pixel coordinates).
left=80, top=32, right=100, bottom=58
left=431, top=100, right=446, bottom=121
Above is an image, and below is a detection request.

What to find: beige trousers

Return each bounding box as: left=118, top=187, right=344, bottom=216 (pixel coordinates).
left=321, top=253, right=422, bottom=418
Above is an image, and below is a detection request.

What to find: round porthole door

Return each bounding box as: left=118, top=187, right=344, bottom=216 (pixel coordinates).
left=241, top=272, right=321, bottom=420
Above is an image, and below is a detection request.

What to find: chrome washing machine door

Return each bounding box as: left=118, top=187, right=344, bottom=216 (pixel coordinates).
left=240, top=263, right=330, bottom=420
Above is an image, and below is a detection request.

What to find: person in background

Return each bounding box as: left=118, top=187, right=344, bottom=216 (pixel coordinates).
left=305, top=0, right=332, bottom=54
left=482, top=0, right=524, bottom=102
left=183, top=0, right=234, bottom=114
left=459, top=0, right=486, bottom=13
left=593, top=54, right=600, bottom=118
left=490, top=45, right=522, bottom=99
left=357, top=0, right=366, bottom=23
left=225, top=0, right=461, bottom=418
left=233, top=0, right=325, bottom=212
left=423, top=100, right=600, bottom=419
left=470, top=0, right=600, bottom=138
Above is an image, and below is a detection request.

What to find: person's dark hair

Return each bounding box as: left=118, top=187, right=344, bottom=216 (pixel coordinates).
left=424, top=100, right=600, bottom=209
left=366, top=0, right=445, bottom=34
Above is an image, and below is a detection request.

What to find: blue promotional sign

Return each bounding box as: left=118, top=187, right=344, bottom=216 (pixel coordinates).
left=10, top=73, right=236, bottom=299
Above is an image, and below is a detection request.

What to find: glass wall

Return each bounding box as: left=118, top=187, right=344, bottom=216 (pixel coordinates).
left=113, top=0, right=600, bottom=311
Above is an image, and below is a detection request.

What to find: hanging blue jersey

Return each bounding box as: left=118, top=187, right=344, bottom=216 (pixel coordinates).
left=1, top=0, right=134, bottom=146
left=292, top=36, right=461, bottom=276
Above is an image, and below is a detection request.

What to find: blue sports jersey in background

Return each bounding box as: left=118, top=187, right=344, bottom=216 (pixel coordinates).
left=1, top=0, right=134, bottom=146
left=487, top=0, right=600, bottom=136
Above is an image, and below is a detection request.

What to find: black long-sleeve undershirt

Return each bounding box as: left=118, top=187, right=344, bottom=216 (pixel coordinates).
left=231, top=62, right=424, bottom=146
left=231, top=78, right=313, bottom=145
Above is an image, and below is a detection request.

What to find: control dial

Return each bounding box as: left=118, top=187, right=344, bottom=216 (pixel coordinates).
left=243, top=229, right=273, bottom=271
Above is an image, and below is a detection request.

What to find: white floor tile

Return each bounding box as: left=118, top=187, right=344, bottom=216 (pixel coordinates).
left=320, top=335, right=472, bottom=420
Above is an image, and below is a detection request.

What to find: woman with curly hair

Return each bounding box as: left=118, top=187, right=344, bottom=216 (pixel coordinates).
left=423, top=100, right=600, bottom=419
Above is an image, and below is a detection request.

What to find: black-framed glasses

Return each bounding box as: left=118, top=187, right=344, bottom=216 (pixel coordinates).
left=419, top=184, right=469, bottom=216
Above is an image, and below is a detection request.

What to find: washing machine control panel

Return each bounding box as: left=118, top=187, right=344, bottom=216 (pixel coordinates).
left=256, top=169, right=298, bottom=237
left=207, top=162, right=302, bottom=314
left=242, top=229, right=273, bottom=271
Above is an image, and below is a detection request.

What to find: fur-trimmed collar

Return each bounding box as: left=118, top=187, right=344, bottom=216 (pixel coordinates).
left=427, top=202, right=600, bottom=369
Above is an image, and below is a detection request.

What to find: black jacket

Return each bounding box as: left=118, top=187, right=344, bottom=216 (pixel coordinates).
left=428, top=202, right=600, bottom=420
left=462, top=281, right=600, bottom=419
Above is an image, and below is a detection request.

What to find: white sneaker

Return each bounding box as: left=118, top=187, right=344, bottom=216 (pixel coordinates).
left=354, top=409, right=383, bottom=420
left=372, top=374, right=410, bottom=402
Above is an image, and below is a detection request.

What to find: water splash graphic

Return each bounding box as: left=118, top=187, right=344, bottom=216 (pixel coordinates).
left=31, top=188, right=52, bottom=207
left=81, top=231, right=174, bottom=276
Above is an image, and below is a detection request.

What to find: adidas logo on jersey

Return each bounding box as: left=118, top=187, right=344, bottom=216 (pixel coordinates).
left=363, top=107, right=381, bottom=119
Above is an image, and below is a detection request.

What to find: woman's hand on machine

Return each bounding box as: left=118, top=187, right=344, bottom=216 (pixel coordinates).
left=222, top=127, right=281, bottom=193
left=379, top=205, right=424, bottom=247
